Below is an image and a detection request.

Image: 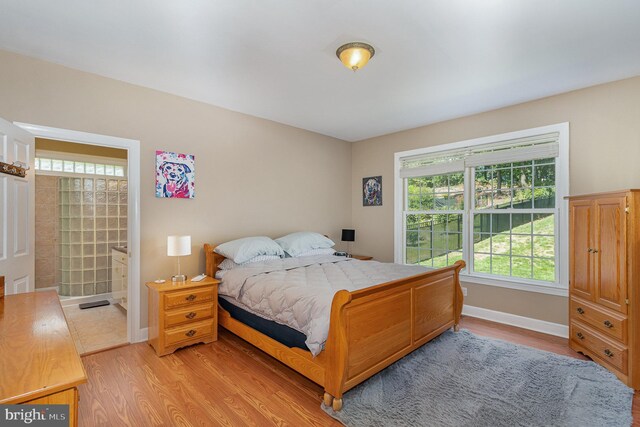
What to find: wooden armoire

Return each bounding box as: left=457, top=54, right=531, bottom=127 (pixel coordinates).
left=568, top=189, right=639, bottom=389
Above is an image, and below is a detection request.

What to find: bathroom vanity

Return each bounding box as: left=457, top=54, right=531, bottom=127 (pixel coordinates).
left=111, top=247, right=128, bottom=310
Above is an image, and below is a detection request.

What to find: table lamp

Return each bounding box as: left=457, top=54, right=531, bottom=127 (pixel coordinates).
left=341, top=229, right=355, bottom=257
left=168, top=235, right=191, bottom=282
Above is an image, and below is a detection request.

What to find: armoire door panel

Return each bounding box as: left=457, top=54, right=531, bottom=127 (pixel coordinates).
left=570, top=200, right=594, bottom=300
left=595, top=197, right=627, bottom=313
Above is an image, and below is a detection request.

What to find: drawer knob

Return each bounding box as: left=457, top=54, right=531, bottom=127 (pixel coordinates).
left=576, top=332, right=585, bottom=340
left=185, top=312, right=196, bottom=319
left=604, top=349, right=614, bottom=358
left=603, top=320, right=613, bottom=329
left=576, top=307, right=585, bottom=315
left=185, top=329, right=196, bottom=337
left=186, top=294, right=196, bottom=302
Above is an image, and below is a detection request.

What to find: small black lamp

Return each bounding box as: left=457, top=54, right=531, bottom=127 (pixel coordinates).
left=341, top=229, right=355, bottom=256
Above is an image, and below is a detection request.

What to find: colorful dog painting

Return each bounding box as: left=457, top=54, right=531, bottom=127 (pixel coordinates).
left=362, top=176, right=382, bottom=206
left=155, top=151, right=195, bottom=199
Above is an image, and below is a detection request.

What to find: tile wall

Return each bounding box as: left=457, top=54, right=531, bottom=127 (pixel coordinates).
left=35, top=175, right=59, bottom=289
left=58, top=177, right=128, bottom=296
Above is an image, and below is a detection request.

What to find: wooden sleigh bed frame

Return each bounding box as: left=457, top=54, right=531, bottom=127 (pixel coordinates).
left=204, top=243, right=465, bottom=411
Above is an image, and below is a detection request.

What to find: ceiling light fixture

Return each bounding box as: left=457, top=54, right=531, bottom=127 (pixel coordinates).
left=336, top=42, right=375, bottom=72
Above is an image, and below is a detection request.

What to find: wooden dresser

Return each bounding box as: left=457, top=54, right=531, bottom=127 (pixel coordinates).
left=0, top=291, right=87, bottom=426
left=146, top=277, right=219, bottom=356
left=568, top=190, right=639, bottom=389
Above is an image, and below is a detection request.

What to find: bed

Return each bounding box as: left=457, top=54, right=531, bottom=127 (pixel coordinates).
left=204, top=243, right=464, bottom=411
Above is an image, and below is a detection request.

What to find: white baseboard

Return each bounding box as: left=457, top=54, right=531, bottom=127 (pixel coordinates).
left=462, top=304, right=568, bottom=338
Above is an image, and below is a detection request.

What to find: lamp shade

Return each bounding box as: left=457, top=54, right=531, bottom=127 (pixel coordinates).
left=167, top=235, right=191, bottom=257
left=341, top=229, right=355, bottom=242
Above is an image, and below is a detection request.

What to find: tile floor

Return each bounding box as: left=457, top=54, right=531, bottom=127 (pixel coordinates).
left=63, top=303, right=128, bottom=355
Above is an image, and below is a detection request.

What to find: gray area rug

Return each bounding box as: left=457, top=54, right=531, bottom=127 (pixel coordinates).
left=322, top=329, right=633, bottom=427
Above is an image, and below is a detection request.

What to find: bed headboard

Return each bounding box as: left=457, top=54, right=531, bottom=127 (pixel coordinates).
left=204, top=243, right=226, bottom=277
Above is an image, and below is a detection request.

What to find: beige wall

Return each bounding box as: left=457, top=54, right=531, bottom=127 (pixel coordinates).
left=36, top=137, right=128, bottom=159
left=0, top=50, right=352, bottom=329
left=351, top=76, right=640, bottom=325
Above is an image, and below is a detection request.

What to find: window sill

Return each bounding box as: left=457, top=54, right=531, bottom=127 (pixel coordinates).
left=460, top=273, right=568, bottom=297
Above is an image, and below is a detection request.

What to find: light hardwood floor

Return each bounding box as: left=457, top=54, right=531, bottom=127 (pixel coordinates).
left=78, top=316, right=639, bottom=426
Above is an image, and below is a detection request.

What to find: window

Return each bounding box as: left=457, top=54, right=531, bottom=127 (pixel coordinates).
left=405, top=172, right=464, bottom=268
left=472, top=158, right=556, bottom=282
left=395, top=124, right=568, bottom=294
left=35, top=154, right=126, bottom=178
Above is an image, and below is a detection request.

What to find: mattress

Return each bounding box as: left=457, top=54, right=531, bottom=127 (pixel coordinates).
left=218, top=296, right=308, bottom=350
left=218, top=254, right=429, bottom=355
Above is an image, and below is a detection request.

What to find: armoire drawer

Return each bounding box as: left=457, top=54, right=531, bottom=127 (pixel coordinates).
left=570, top=296, right=627, bottom=343
left=570, top=321, right=628, bottom=374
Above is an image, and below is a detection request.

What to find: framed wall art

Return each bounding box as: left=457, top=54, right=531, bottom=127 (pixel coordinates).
left=155, top=150, right=195, bottom=199
left=363, top=176, right=382, bottom=206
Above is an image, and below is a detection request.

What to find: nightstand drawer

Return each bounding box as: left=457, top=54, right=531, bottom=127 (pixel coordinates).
left=165, top=303, right=214, bottom=328
left=164, top=319, right=214, bottom=347
left=164, top=287, right=214, bottom=308
left=570, top=321, right=628, bottom=374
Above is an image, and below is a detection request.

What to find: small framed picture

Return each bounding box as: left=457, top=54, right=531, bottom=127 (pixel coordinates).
left=155, top=150, right=195, bottom=199
left=363, top=176, right=382, bottom=206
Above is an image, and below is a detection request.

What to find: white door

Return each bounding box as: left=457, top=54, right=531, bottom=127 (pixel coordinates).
left=0, top=117, right=35, bottom=294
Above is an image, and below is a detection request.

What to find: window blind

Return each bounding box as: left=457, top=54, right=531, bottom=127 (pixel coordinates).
left=400, top=132, right=559, bottom=178
left=399, top=159, right=465, bottom=178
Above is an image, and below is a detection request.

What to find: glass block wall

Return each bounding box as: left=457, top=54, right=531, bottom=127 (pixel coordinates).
left=58, top=177, right=128, bottom=297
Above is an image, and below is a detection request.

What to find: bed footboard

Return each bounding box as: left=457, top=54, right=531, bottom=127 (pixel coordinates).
left=323, top=260, right=465, bottom=411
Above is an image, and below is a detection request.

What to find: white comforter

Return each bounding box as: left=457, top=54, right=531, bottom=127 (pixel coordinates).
left=218, top=255, right=429, bottom=356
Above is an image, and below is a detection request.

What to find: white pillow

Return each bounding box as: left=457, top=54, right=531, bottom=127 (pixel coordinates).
left=214, top=236, right=284, bottom=264
left=275, top=232, right=334, bottom=257
left=218, top=254, right=281, bottom=270
left=293, top=248, right=336, bottom=257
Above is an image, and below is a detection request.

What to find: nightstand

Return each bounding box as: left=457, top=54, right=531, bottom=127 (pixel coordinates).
left=350, top=254, right=373, bottom=261
left=146, top=276, right=219, bottom=356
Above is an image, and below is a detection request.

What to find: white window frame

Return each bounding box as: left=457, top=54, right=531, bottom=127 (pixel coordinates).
left=394, top=123, right=569, bottom=297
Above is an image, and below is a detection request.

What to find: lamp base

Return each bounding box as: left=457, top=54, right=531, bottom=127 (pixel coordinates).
left=171, top=274, right=188, bottom=283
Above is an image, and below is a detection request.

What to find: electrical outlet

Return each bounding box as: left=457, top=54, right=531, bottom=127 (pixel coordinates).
left=462, top=287, right=468, bottom=296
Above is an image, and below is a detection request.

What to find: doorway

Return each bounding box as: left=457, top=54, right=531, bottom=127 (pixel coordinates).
left=35, top=138, right=129, bottom=354
left=16, top=122, right=142, bottom=346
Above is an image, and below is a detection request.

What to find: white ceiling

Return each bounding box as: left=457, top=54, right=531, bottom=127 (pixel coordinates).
left=1, top=1, right=640, bottom=141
